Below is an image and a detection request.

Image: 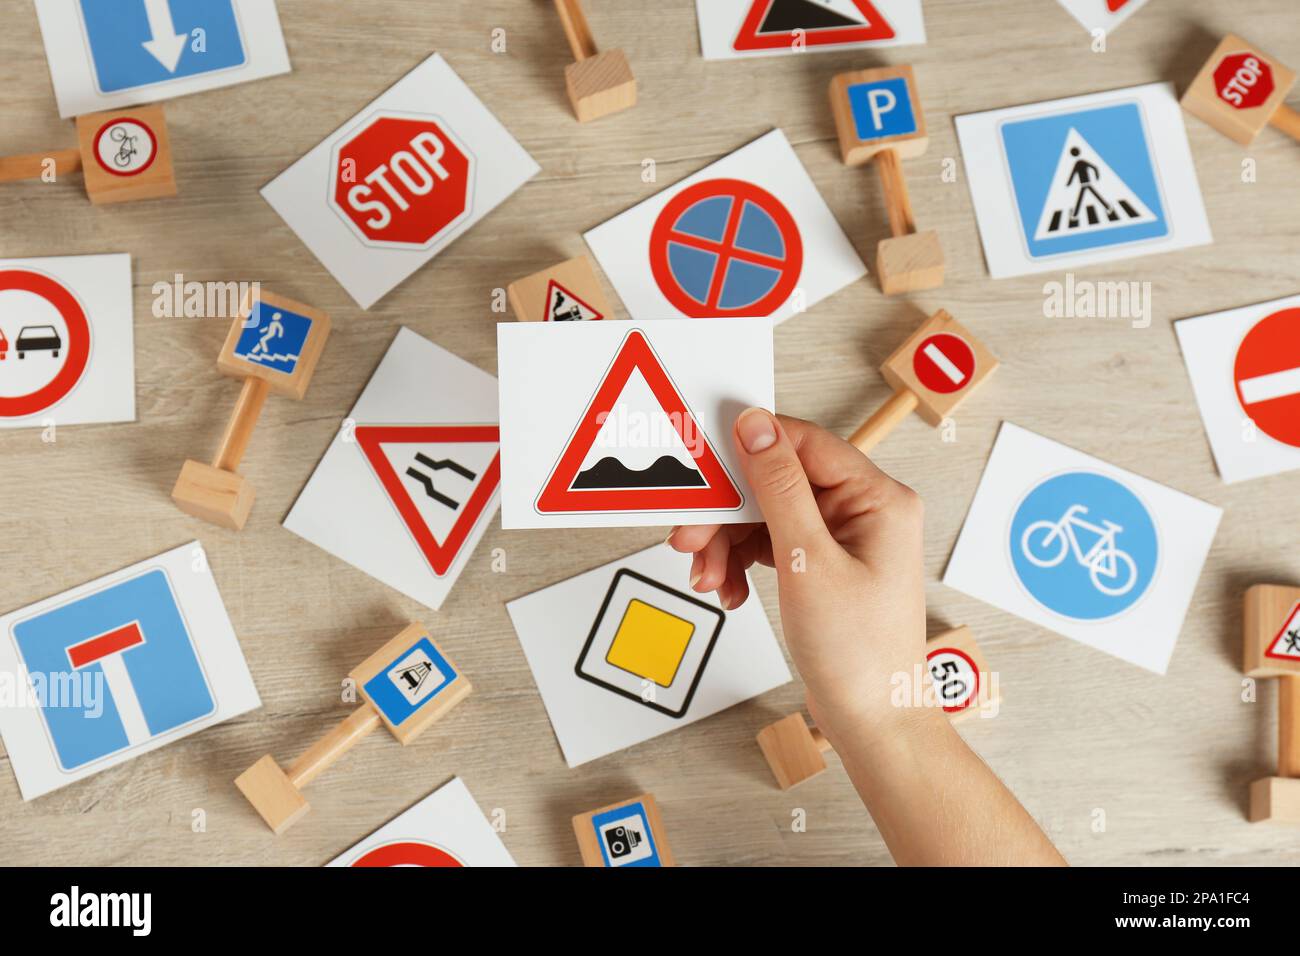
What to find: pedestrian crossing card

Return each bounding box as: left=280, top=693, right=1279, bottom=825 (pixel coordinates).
left=695, top=0, right=926, bottom=61
left=506, top=544, right=791, bottom=767
left=497, top=318, right=773, bottom=530
left=0, top=542, right=260, bottom=801
left=284, top=328, right=501, bottom=610
left=955, top=83, right=1211, bottom=278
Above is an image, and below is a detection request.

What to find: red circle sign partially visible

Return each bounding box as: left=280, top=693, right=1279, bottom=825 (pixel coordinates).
left=1214, top=52, right=1275, bottom=110
left=0, top=270, right=91, bottom=419
left=913, top=332, right=975, bottom=394
left=349, top=841, right=465, bottom=867
left=1234, top=307, right=1300, bottom=448
left=926, top=645, right=979, bottom=714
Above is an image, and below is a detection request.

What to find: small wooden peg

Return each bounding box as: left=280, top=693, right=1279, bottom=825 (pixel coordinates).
left=553, top=0, right=636, bottom=122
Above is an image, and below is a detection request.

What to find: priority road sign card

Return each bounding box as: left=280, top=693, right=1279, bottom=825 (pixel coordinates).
left=0, top=541, right=260, bottom=800
left=943, top=424, right=1222, bottom=675
left=35, top=0, right=292, bottom=118
left=506, top=544, right=791, bottom=767
left=284, top=328, right=500, bottom=610
left=326, top=777, right=516, bottom=867
left=1055, top=0, right=1153, bottom=35
left=1175, top=295, right=1300, bottom=484
left=584, top=129, right=865, bottom=323
left=955, top=83, right=1211, bottom=279
left=261, top=54, right=539, bottom=309
left=0, top=254, right=134, bottom=430
left=695, top=0, right=926, bottom=60
left=497, top=318, right=773, bottom=529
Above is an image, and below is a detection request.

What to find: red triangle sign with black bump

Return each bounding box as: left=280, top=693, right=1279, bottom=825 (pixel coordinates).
left=535, top=329, right=743, bottom=514
left=545, top=279, right=604, bottom=321
left=734, top=0, right=895, bottom=51
left=356, top=425, right=501, bottom=576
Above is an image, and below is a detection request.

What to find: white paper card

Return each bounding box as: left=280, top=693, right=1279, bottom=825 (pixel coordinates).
left=497, top=318, right=773, bottom=529
left=695, top=0, right=926, bottom=60
left=261, top=54, right=539, bottom=309
left=943, top=423, right=1222, bottom=675
left=1056, top=0, right=1153, bottom=35
left=507, top=544, right=791, bottom=767
left=284, top=328, right=500, bottom=610
left=584, top=129, right=865, bottom=324
left=956, top=83, right=1211, bottom=279
left=0, top=541, right=260, bottom=800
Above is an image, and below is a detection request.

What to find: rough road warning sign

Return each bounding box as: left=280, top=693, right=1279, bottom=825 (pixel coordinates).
left=913, top=332, right=976, bottom=395
left=1265, top=602, right=1300, bottom=663
left=356, top=425, right=501, bottom=576
left=1033, top=128, right=1157, bottom=240
left=536, top=329, right=742, bottom=514
left=546, top=279, right=604, bottom=321
left=734, top=0, right=895, bottom=51
left=1234, top=307, right=1300, bottom=448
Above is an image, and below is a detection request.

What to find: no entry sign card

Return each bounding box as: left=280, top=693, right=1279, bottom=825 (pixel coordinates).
left=36, top=0, right=291, bottom=118
left=497, top=318, right=773, bottom=529
left=284, top=328, right=500, bottom=610
left=261, top=54, right=539, bottom=309
left=695, top=0, right=926, bottom=60
left=943, top=424, right=1222, bottom=675
left=507, top=544, right=791, bottom=767
left=0, top=254, right=134, bottom=430
left=956, top=83, right=1211, bottom=279
left=1176, top=295, right=1300, bottom=484
left=0, top=542, right=260, bottom=800
left=1055, top=0, right=1153, bottom=35
left=584, top=129, right=865, bottom=323
left=326, top=778, right=516, bottom=867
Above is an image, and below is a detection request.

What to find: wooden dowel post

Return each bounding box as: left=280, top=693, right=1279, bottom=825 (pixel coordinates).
left=211, top=377, right=269, bottom=473
left=0, top=148, right=82, bottom=183
left=875, top=148, right=916, bottom=238
left=1270, top=103, right=1300, bottom=143
left=849, top=389, right=920, bottom=454
left=288, top=706, right=382, bottom=790
left=1280, top=676, right=1300, bottom=779
left=554, top=0, right=598, bottom=61
left=809, top=726, right=832, bottom=754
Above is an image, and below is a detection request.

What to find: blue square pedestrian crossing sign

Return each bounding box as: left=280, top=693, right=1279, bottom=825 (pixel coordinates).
left=999, top=101, right=1168, bottom=260
left=361, top=635, right=457, bottom=728
left=12, top=569, right=214, bottom=772
left=591, top=800, right=663, bottom=867
left=78, top=0, right=248, bottom=95
left=847, top=76, right=918, bottom=142
left=232, top=300, right=314, bottom=376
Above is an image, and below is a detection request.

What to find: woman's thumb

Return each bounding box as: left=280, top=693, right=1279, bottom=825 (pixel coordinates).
left=734, top=408, right=831, bottom=558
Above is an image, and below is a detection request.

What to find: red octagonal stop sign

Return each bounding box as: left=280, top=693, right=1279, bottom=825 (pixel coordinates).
left=331, top=113, right=474, bottom=249
left=1215, top=52, right=1275, bottom=110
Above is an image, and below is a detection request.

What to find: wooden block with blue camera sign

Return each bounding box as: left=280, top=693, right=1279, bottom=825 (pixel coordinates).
left=217, top=288, right=331, bottom=400
left=572, top=793, right=674, bottom=867
left=830, top=64, right=929, bottom=167
left=351, top=622, right=472, bottom=744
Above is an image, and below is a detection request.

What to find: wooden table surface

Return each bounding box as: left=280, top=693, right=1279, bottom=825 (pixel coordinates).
left=2, top=0, right=1298, bottom=867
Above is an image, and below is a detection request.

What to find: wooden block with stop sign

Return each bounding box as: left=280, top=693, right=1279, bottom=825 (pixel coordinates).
left=507, top=254, right=613, bottom=322
left=848, top=309, right=998, bottom=454
left=572, top=793, right=674, bottom=866
left=1182, top=34, right=1299, bottom=146
left=553, top=0, right=636, bottom=122
left=236, top=623, right=471, bottom=834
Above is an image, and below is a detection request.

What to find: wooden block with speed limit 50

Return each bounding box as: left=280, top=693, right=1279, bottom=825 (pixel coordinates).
left=552, top=0, right=636, bottom=122
left=171, top=289, right=330, bottom=530
left=1181, top=34, right=1299, bottom=146
left=848, top=309, right=998, bottom=454
left=1242, top=585, right=1300, bottom=824
left=573, top=792, right=674, bottom=867
left=757, top=627, right=995, bottom=790
left=830, top=65, right=942, bottom=295
left=236, top=623, right=471, bottom=834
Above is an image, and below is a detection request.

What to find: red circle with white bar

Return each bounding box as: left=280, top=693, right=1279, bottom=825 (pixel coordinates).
left=1233, top=307, right=1300, bottom=448
left=913, top=332, right=975, bottom=394
left=0, top=270, right=92, bottom=419
left=926, top=646, right=979, bottom=714
left=349, top=841, right=465, bottom=867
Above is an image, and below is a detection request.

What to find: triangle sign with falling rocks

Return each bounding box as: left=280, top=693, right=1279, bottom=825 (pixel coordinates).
left=1033, top=128, right=1157, bottom=241
left=734, top=0, right=895, bottom=51
left=546, top=279, right=604, bottom=321
left=536, top=329, right=743, bottom=514
left=356, top=425, right=502, bottom=577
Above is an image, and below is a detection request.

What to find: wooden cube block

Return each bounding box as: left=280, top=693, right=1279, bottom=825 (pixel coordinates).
left=1182, top=34, right=1297, bottom=145
left=572, top=793, right=674, bottom=867
left=1244, top=584, right=1300, bottom=677
left=1248, top=776, right=1300, bottom=824
left=757, top=713, right=831, bottom=790
left=216, top=289, right=331, bottom=400
left=75, top=104, right=177, bottom=204
left=880, top=309, right=999, bottom=426
left=877, top=229, right=944, bottom=296
left=350, top=623, right=471, bottom=745
left=507, top=255, right=612, bottom=322
left=830, top=65, right=929, bottom=167
left=234, top=755, right=310, bottom=835
left=925, top=626, right=997, bottom=723
left=171, top=459, right=255, bottom=530
left=565, top=49, right=637, bottom=122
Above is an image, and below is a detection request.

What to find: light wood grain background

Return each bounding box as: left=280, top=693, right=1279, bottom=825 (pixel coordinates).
left=2, top=0, right=1298, bottom=866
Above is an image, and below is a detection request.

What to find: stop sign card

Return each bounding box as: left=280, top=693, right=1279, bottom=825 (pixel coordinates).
left=943, top=424, right=1222, bottom=675
left=0, top=254, right=134, bottom=431
left=507, top=543, right=791, bottom=767
left=497, top=318, right=773, bottom=530
left=261, top=54, right=539, bottom=309
left=284, top=328, right=500, bottom=610
left=695, top=0, right=926, bottom=60
left=1175, top=295, right=1300, bottom=484
left=584, top=129, right=865, bottom=323
left=0, top=541, right=260, bottom=801
left=956, top=83, right=1211, bottom=278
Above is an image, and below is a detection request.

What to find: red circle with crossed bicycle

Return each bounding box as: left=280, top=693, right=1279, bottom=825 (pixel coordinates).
left=649, top=179, right=803, bottom=318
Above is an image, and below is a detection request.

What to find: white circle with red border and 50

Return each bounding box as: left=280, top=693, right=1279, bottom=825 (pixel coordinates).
left=0, top=270, right=91, bottom=419
left=93, top=117, right=158, bottom=177
left=913, top=332, right=976, bottom=394
left=926, top=646, right=978, bottom=713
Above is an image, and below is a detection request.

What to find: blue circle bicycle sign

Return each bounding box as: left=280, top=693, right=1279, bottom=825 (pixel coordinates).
left=1009, top=471, right=1158, bottom=620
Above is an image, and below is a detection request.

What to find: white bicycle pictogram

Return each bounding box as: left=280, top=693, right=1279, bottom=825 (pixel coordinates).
left=1020, top=504, right=1139, bottom=597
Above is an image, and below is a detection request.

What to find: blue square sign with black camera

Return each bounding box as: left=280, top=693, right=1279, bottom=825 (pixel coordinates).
left=591, top=800, right=663, bottom=867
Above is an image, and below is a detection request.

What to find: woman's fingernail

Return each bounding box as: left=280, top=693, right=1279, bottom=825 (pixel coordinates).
left=736, top=407, right=777, bottom=454
left=664, top=527, right=677, bottom=546
left=688, top=553, right=703, bottom=589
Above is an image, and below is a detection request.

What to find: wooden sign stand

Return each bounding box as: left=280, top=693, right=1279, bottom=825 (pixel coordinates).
left=1242, top=585, right=1300, bottom=823
left=553, top=0, right=636, bottom=122
left=1182, top=34, right=1299, bottom=146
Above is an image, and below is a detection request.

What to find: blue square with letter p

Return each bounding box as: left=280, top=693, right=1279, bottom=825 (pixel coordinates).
left=847, top=77, right=918, bottom=142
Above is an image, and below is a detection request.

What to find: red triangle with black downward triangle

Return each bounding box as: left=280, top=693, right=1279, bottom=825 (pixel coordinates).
left=535, top=329, right=742, bottom=514
left=734, top=0, right=895, bottom=51
left=355, top=425, right=501, bottom=577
